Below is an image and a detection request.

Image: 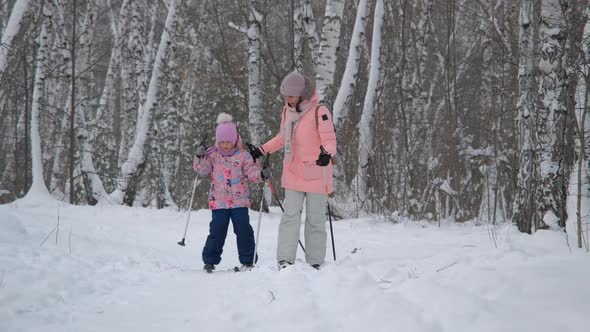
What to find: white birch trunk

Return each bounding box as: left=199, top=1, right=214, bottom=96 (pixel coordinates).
left=27, top=0, right=52, bottom=199
left=111, top=0, right=178, bottom=204
left=49, top=101, right=69, bottom=195
left=76, top=2, right=110, bottom=204
left=247, top=1, right=264, bottom=145
left=355, top=0, right=384, bottom=204
left=228, top=2, right=264, bottom=145
left=577, top=74, right=588, bottom=247
left=331, top=0, right=369, bottom=130
left=315, top=0, right=346, bottom=104
left=144, top=3, right=158, bottom=73
left=302, top=0, right=320, bottom=63
left=95, top=0, right=126, bottom=144
left=581, top=7, right=590, bottom=246
left=91, top=0, right=126, bottom=188
left=536, top=0, right=568, bottom=228
left=130, top=1, right=148, bottom=132
left=577, top=8, right=590, bottom=200
left=0, top=0, right=32, bottom=78
left=0, top=1, right=8, bottom=29
left=117, top=1, right=143, bottom=168
left=47, top=0, right=71, bottom=195
left=412, top=0, right=435, bottom=178
left=293, top=0, right=305, bottom=71
left=158, top=61, right=180, bottom=209
left=140, top=10, right=182, bottom=209
left=512, top=0, right=540, bottom=233
left=476, top=2, right=497, bottom=223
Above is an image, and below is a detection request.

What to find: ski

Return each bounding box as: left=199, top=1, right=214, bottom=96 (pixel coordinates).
left=202, top=266, right=250, bottom=273
left=201, top=265, right=256, bottom=273
left=233, top=265, right=255, bottom=272
left=202, top=267, right=234, bottom=273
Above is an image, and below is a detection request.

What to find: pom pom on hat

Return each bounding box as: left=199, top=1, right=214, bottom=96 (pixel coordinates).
left=215, top=113, right=238, bottom=144
left=217, top=112, right=233, bottom=124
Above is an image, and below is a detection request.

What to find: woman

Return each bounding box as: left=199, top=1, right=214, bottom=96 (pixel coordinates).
left=250, top=72, right=337, bottom=269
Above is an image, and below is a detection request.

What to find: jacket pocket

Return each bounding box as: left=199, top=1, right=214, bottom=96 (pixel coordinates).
left=301, top=161, right=322, bottom=180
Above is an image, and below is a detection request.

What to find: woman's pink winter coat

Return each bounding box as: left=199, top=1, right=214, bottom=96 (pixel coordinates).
left=193, top=148, right=262, bottom=210
left=260, top=93, right=337, bottom=194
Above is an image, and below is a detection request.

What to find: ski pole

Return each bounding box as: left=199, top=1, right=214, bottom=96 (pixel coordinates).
left=178, top=161, right=200, bottom=246
left=327, top=194, right=336, bottom=261
left=321, top=145, right=336, bottom=261
left=178, top=135, right=207, bottom=246
left=252, top=155, right=270, bottom=265
left=252, top=184, right=265, bottom=266
left=266, top=178, right=306, bottom=253
left=246, top=142, right=306, bottom=253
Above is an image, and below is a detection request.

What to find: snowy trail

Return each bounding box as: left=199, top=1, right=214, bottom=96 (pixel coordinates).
left=60, top=255, right=430, bottom=332
left=1, top=201, right=589, bottom=332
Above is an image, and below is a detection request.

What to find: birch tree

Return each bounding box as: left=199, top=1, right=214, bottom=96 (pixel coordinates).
left=117, top=0, right=145, bottom=171
left=224, top=0, right=265, bottom=143
left=225, top=0, right=270, bottom=210
left=291, top=0, right=321, bottom=71
left=331, top=0, right=369, bottom=129
left=27, top=0, right=53, bottom=199
left=512, top=0, right=541, bottom=233
left=301, top=0, right=320, bottom=65
left=577, top=6, right=590, bottom=248
left=48, top=0, right=73, bottom=197
left=154, top=52, right=182, bottom=208
left=315, top=0, right=346, bottom=104
left=134, top=0, right=182, bottom=208
left=356, top=0, right=384, bottom=206
left=91, top=0, right=128, bottom=193
left=577, top=68, right=589, bottom=248
left=75, top=1, right=109, bottom=205
left=0, top=0, right=33, bottom=79
left=245, top=1, right=265, bottom=145
left=292, top=0, right=306, bottom=71
left=330, top=0, right=369, bottom=196
left=111, top=0, right=178, bottom=205
left=559, top=1, right=586, bottom=245
left=535, top=0, right=570, bottom=229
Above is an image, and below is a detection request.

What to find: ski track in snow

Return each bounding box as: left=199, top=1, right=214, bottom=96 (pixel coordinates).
left=1, top=200, right=589, bottom=332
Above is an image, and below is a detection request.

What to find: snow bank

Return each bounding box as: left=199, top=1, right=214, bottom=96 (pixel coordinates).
left=0, top=202, right=588, bottom=332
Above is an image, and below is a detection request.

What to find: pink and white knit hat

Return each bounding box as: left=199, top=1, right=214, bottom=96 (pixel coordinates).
left=215, top=113, right=238, bottom=144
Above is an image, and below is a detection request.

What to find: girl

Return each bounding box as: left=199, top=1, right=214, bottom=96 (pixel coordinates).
left=194, top=113, right=270, bottom=272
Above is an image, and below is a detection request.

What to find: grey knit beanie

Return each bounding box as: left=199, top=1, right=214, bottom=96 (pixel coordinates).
left=280, top=72, right=315, bottom=100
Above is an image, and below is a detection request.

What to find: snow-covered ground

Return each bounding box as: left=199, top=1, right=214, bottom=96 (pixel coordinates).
left=1, top=197, right=589, bottom=332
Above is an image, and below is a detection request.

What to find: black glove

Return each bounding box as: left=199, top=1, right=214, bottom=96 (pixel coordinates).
left=260, top=167, right=271, bottom=180
left=250, top=146, right=264, bottom=162
left=316, top=150, right=331, bottom=167
left=195, top=145, right=207, bottom=158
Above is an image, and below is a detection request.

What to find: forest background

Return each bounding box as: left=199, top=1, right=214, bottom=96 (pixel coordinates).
left=1, top=0, right=589, bottom=243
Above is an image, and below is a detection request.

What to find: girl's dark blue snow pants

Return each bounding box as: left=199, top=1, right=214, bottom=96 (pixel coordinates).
left=202, top=207, right=255, bottom=265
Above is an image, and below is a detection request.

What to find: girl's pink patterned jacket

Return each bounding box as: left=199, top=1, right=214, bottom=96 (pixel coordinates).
left=193, top=148, right=262, bottom=210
